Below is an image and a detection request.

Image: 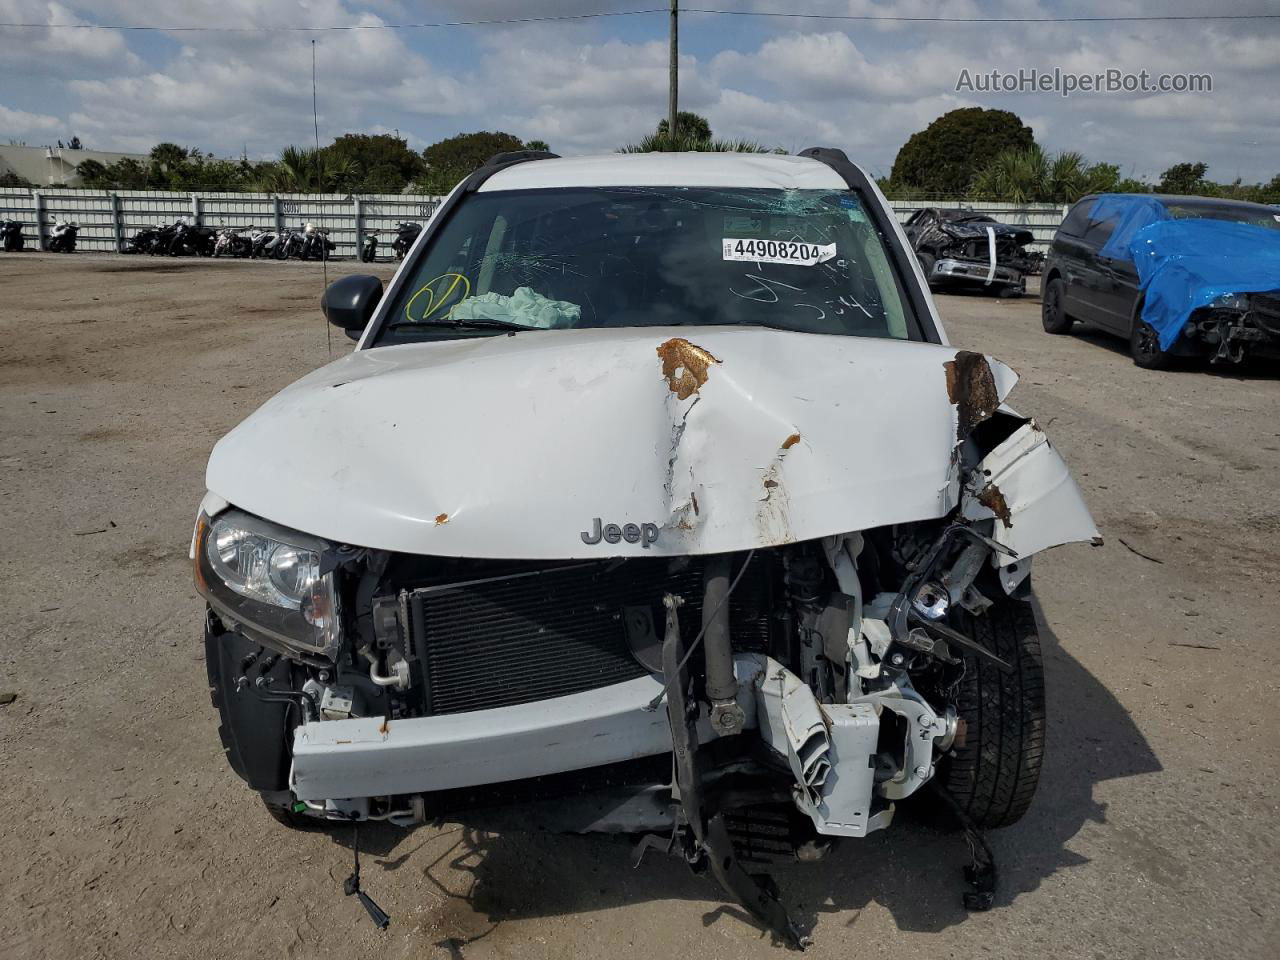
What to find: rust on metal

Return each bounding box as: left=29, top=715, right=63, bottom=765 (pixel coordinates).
left=657, top=337, right=721, bottom=400
left=434, top=513, right=449, bottom=525
left=944, top=351, right=1000, bottom=444
left=977, top=483, right=1012, bottom=528
left=781, top=432, right=801, bottom=450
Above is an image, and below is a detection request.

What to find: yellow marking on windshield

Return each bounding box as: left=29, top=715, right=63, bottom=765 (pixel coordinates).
left=404, top=273, right=471, bottom=323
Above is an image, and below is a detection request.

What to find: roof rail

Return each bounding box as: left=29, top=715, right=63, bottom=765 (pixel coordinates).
left=484, top=149, right=559, bottom=167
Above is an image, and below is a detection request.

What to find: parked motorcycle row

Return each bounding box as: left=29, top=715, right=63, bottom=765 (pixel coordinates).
left=122, top=218, right=337, bottom=260
left=4, top=217, right=423, bottom=261
left=0, top=218, right=80, bottom=253
left=359, top=221, right=422, bottom=262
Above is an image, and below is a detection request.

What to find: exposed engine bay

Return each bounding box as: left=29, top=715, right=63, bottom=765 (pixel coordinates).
left=200, top=405, right=1092, bottom=947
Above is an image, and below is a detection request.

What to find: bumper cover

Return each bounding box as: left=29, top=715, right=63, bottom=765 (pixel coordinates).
left=290, top=674, right=671, bottom=801
left=932, top=257, right=1024, bottom=288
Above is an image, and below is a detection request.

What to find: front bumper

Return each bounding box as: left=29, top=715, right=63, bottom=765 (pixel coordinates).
left=290, top=674, right=672, bottom=801
left=931, top=257, right=1024, bottom=289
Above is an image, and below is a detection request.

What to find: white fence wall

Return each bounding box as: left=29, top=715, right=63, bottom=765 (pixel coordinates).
left=0, top=187, right=1066, bottom=257
left=0, top=188, right=444, bottom=258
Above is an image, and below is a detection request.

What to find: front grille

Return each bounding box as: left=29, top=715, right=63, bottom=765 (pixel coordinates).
left=399, top=553, right=777, bottom=716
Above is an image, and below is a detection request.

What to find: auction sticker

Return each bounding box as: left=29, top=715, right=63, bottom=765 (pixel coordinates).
left=723, top=238, right=836, bottom=266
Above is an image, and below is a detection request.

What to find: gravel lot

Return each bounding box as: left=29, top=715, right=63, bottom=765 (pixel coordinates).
left=1, top=253, right=1277, bottom=960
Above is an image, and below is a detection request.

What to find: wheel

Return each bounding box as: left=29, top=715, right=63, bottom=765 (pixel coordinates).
left=916, top=250, right=936, bottom=283
left=1130, top=314, right=1171, bottom=369
left=1041, top=277, right=1073, bottom=334
left=936, top=597, right=1045, bottom=829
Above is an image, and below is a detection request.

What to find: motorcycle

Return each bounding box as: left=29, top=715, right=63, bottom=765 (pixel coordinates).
left=124, top=221, right=167, bottom=255
left=276, top=225, right=306, bottom=260
left=249, top=227, right=280, bottom=259
left=168, top=219, right=217, bottom=257
left=359, top=229, right=378, bottom=262
left=1, top=218, right=24, bottom=252
left=392, top=220, right=422, bottom=260
left=213, top=226, right=253, bottom=258
left=47, top=219, right=80, bottom=253
left=299, top=222, right=334, bottom=261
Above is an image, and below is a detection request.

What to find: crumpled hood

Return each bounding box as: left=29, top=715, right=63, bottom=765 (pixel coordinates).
left=206, top=327, right=1020, bottom=558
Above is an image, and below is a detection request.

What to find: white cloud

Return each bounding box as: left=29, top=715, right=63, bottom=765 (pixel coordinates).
left=1, top=0, right=1278, bottom=183
left=0, top=102, right=62, bottom=134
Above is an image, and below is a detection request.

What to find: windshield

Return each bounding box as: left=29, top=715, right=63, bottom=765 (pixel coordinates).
left=1164, top=201, right=1280, bottom=229
left=374, top=186, right=918, bottom=345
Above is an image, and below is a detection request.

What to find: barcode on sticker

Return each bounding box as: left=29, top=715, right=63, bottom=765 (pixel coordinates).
left=723, top=238, right=836, bottom=266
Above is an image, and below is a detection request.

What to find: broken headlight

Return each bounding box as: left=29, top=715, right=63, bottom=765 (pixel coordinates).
left=194, top=508, right=341, bottom=659
left=911, top=580, right=950, bottom=621
left=1208, top=293, right=1249, bottom=311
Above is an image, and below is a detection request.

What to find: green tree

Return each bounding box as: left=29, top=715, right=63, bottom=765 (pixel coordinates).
left=971, top=147, right=1117, bottom=203
left=524, top=139, right=550, bottom=152
left=324, top=133, right=424, bottom=193
left=1157, top=162, right=1209, bottom=195
left=656, top=111, right=712, bottom=141
left=619, top=132, right=773, bottom=153
left=75, top=159, right=108, bottom=186
left=415, top=131, right=525, bottom=193
left=891, top=108, right=1035, bottom=196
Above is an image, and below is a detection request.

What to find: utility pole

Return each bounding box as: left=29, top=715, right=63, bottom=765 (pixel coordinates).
left=668, top=0, right=679, bottom=142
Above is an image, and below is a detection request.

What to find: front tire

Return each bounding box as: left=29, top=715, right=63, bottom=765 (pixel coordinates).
left=937, top=597, right=1045, bottom=829
left=1130, top=315, right=1171, bottom=369
left=261, top=795, right=333, bottom=831
left=1041, top=277, right=1073, bottom=334
left=916, top=250, right=936, bottom=286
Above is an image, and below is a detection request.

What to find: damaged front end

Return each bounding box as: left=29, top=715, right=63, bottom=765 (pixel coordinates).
left=1182, top=292, right=1280, bottom=364
left=197, top=328, right=1096, bottom=946
left=911, top=210, right=1040, bottom=294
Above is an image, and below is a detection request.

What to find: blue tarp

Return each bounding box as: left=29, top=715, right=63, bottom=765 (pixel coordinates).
left=1089, top=196, right=1280, bottom=350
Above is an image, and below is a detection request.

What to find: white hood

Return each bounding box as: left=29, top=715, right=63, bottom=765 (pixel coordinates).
left=207, top=327, right=1037, bottom=559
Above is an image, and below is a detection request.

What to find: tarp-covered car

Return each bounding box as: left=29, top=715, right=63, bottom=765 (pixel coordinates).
left=904, top=207, right=1040, bottom=296
left=1042, top=193, right=1280, bottom=367
left=194, top=149, right=1098, bottom=946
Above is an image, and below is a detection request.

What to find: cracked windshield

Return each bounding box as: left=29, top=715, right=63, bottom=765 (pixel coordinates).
left=378, top=186, right=914, bottom=344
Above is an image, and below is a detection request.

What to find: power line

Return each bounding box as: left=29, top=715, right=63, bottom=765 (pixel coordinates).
left=685, top=8, right=1280, bottom=24
left=0, top=9, right=665, bottom=32
left=2, top=7, right=1279, bottom=31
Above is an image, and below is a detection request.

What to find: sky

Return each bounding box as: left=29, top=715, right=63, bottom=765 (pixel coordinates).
left=1, top=0, right=1278, bottom=183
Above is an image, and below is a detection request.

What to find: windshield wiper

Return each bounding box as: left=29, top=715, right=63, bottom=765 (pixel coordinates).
left=386, top=317, right=540, bottom=333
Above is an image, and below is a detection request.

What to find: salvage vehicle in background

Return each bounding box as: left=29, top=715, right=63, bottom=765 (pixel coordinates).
left=194, top=149, right=1098, bottom=946
left=903, top=207, right=1040, bottom=296
left=1042, top=193, right=1280, bottom=368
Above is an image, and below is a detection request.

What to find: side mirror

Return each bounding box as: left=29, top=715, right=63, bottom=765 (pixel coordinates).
left=321, top=275, right=384, bottom=341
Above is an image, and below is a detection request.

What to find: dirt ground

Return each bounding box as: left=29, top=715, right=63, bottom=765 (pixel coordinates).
left=1, top=253, right=1277, bottom=960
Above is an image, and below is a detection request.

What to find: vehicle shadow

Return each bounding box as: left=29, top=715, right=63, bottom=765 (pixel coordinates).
left=1069, top=326, right=1280, bottom=379
left=331, top=597, right=1160, bottom=946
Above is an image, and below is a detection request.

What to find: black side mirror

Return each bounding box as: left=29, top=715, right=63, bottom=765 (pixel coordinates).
left=321, top=275, right=384, bottom=341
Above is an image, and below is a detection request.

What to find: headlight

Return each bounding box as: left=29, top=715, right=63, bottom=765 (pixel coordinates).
left=1208, top=293, right=1249, bottom=311
left=195, top=509, right=341, bottom=659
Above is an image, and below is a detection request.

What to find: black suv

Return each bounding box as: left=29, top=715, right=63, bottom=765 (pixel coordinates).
left=1041, top=193, right=1280, bottom=367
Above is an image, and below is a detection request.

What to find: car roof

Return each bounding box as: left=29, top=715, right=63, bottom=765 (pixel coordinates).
left=1076, top=193, right=1279, bottom=214
left=477, top=152, right=851, bottom=192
